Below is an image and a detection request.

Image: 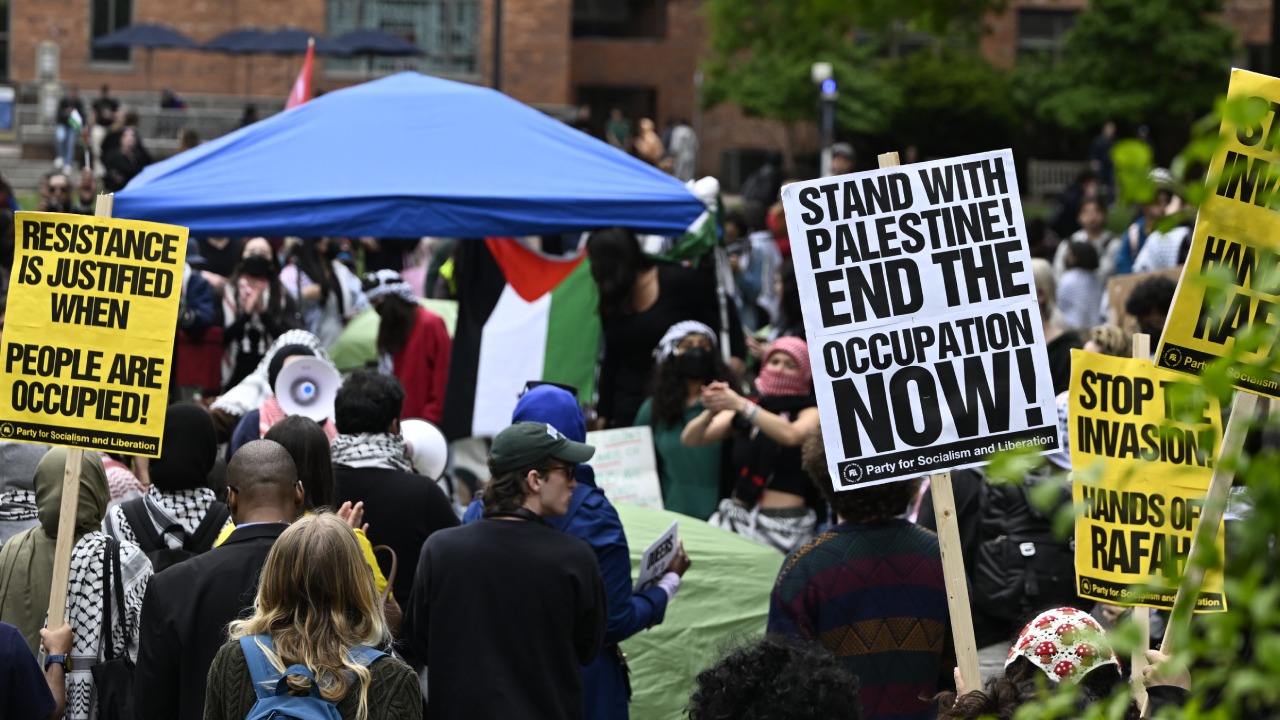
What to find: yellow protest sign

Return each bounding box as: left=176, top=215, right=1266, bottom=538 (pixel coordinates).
left=1070, top=351, right=1225, bottom=612
left=1157, top=68, right=1280, bottom=396
left=0, top=212, right=188, bottom=456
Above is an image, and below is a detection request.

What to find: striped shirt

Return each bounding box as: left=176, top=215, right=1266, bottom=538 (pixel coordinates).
left=768, top=520, right=949, bottom=720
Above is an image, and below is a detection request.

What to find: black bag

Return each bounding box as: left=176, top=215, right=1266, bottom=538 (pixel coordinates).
left=971, top=469, right=1078, bottom=623
left=92, top=537, right=134, bottom=720
left=120, top=497, right=229, bottom=573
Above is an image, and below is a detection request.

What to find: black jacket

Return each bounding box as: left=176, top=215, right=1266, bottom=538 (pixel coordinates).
left=406, top=518, right=606, bottom=720
left=132, top=523, right=288, bottom=720
left=334, top=465, right=459, bottom=603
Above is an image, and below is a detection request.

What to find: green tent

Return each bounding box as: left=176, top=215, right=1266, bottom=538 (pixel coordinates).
left=326, top=299, right=458, bottom=372
left=617, top=505, right=782, bottom=720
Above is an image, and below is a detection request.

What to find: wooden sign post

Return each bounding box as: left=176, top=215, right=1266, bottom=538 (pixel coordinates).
left=877, top=150, right=983, bottom=692
left=1158, top=389, right=1257, bottom=656
left=45, top=194, right=112, bottom=630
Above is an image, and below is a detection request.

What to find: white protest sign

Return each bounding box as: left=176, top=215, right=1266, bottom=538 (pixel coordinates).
left=635, top=519, right=680, bottom=591
left=781, top=149, right=1059, bottom=489
left=585, top=425, right=665, bottom=509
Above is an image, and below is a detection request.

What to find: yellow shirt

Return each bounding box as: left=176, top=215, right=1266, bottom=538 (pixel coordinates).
left=213, top=512, right=390, bottom=598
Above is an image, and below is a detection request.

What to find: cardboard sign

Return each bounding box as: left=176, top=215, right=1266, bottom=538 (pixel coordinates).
left=1070, top=352, right=1226, bottom=612
left=1157, top=68, right=1280, bottom=397
left=585, top=425, right=665, bottom=509
left=781, top=149, right=1059, bottom=489
left=0, top=212, right=188, bottom=456
left=635, top=519, right=679, bottom=591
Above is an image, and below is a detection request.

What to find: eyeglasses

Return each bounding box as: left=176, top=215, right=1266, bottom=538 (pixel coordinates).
left=519, top=380, right=580, bottom=398
left=537, top=464, right=576, bottom=478
left=49, top=185, right=69, bottom=193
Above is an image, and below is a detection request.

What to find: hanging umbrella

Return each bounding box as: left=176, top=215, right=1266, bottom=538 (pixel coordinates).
left=329, top=29, right=425, bottom=57
left=202, top=27, right=268, bottom=53
left=256, top=27, right=317, bottom=54
left=92, top=23, right=198, bottom=92
left=114, top=72, right=706, bottom=238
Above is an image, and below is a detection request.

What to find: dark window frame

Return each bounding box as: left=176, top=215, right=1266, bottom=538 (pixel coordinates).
left=90, top=0, right=132, bottom=63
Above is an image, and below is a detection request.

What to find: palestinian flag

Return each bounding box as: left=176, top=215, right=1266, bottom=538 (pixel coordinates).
left=443, top=238, right=600, bottom=439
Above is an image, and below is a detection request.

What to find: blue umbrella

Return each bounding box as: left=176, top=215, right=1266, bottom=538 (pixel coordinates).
left=329, top=29, right=424, bottom=57
left=257, top=27, right=315, bottom=54
left=93, top=22, right=197, bottom=50
left=114, top=72, right=706, bottom=238
left=202, top=27, right=268, bottom=54
left=93, top=23, right=198, bottom=92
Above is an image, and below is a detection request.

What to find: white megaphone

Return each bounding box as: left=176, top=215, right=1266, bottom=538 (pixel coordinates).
left=273, top=357, right=342, bottom=422
left=400, top=418, right=449, bottom=481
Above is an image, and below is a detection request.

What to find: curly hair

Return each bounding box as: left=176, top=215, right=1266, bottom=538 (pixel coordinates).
left=480, top=468, right=531, bottom=515
left=934, top=657, right=1139, bottom=720
left=649, top=351, right=730, bottom=428
left=687, top=636, right=863, bottom=720
left=801, top=429, right=920, bottom=523
left=1087, top=324, right=1132, bottom=358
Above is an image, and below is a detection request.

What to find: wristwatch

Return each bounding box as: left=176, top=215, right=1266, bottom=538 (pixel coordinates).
left=44, top=654, right=70, bottom=672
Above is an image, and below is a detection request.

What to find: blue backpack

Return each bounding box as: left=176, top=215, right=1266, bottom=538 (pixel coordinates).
left=239, top=635, right=386, bottom=720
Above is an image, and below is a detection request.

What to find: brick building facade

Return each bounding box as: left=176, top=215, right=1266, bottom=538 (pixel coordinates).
left=1, top=0, right=1273, bottom=186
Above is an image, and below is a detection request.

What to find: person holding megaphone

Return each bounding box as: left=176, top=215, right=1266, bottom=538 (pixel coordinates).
left=227, top=345, right=341, bottom=459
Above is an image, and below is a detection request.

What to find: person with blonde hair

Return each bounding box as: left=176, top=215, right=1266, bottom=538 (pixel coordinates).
left=1031, top=258, right=1083, bottom=394
left=202, top=513, right=422, bottom=720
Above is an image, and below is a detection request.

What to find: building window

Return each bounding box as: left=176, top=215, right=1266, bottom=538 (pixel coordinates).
left=572, top=0, right=666, bottom=39
left=91, top=0, right=131, bottom=63
left=1017, top=9, right=1076, bottom=63
left=327, top=0, right=479, bottom=77
left=0, top=0, right=9, bottom=79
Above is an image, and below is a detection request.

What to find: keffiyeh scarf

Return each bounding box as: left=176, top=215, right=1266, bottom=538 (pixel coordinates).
left=330, top=433, right=413, bottom=473
left=104, top=486, right=218, bottom=550
left=0, top=489, right=36, bottom=522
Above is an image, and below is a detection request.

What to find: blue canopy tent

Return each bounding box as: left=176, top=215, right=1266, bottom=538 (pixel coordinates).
left=114, top=72, right=706, bottom=237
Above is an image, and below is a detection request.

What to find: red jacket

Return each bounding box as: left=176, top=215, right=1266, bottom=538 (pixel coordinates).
left=394, top=306, right=451, bottom=424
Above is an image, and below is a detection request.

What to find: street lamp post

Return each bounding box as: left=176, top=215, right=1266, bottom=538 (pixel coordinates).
left=811, top=62, right=837, bottom=177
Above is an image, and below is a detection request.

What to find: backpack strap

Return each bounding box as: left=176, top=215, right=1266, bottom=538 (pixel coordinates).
left=186, top=502, right=230, bottom=553
left=120, top=496, right=165, bottom=554
left=346, top=645, right=386, bottom=669
left=239, top=635, right=283, bottom=700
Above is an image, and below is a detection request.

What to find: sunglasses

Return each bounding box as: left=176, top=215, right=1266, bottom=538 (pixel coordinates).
left=519, top=380, right=580, bottom=398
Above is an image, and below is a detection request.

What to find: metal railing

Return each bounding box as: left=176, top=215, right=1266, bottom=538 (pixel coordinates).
left=15, top=103, right=278, bottom=147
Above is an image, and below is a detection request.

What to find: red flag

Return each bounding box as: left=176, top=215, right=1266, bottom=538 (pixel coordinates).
left=285, top=38, right=315, bottom=109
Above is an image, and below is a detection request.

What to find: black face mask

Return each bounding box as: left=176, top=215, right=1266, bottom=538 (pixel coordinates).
left=675, top=347, right=714, bottom=379
left=241, top=255, right=274, bottom=278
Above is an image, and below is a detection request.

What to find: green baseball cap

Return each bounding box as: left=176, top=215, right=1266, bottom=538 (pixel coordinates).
left=489, top=421, right=595, bottom=475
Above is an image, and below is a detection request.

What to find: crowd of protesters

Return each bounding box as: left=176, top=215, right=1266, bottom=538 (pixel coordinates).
left=0, top=112, right=1269, bottom=720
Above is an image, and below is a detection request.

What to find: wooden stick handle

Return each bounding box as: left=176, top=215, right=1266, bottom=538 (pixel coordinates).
left=930, top=471, right=982, bottom=691
left=1158, top=390, right=1257, bottom=655
left=45, top=449, right=84, bottom=629
left=46, top=194, right=113, bottom=630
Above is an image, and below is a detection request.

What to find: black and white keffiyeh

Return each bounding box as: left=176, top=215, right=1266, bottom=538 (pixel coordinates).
left=65, top=532, right=150, bottom=720
left=362, top=269, right=418, bottom=306
left=103, top=486, right=218, bottom=550
left=652, top=320, right=718, bottom=361
left=330, top=433, right=413, bottom=473
left=0, top=489, right=37, bottom=522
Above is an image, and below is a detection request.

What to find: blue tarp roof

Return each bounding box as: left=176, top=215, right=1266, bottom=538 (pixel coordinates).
left=114, top=72, right=706, bottom=238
